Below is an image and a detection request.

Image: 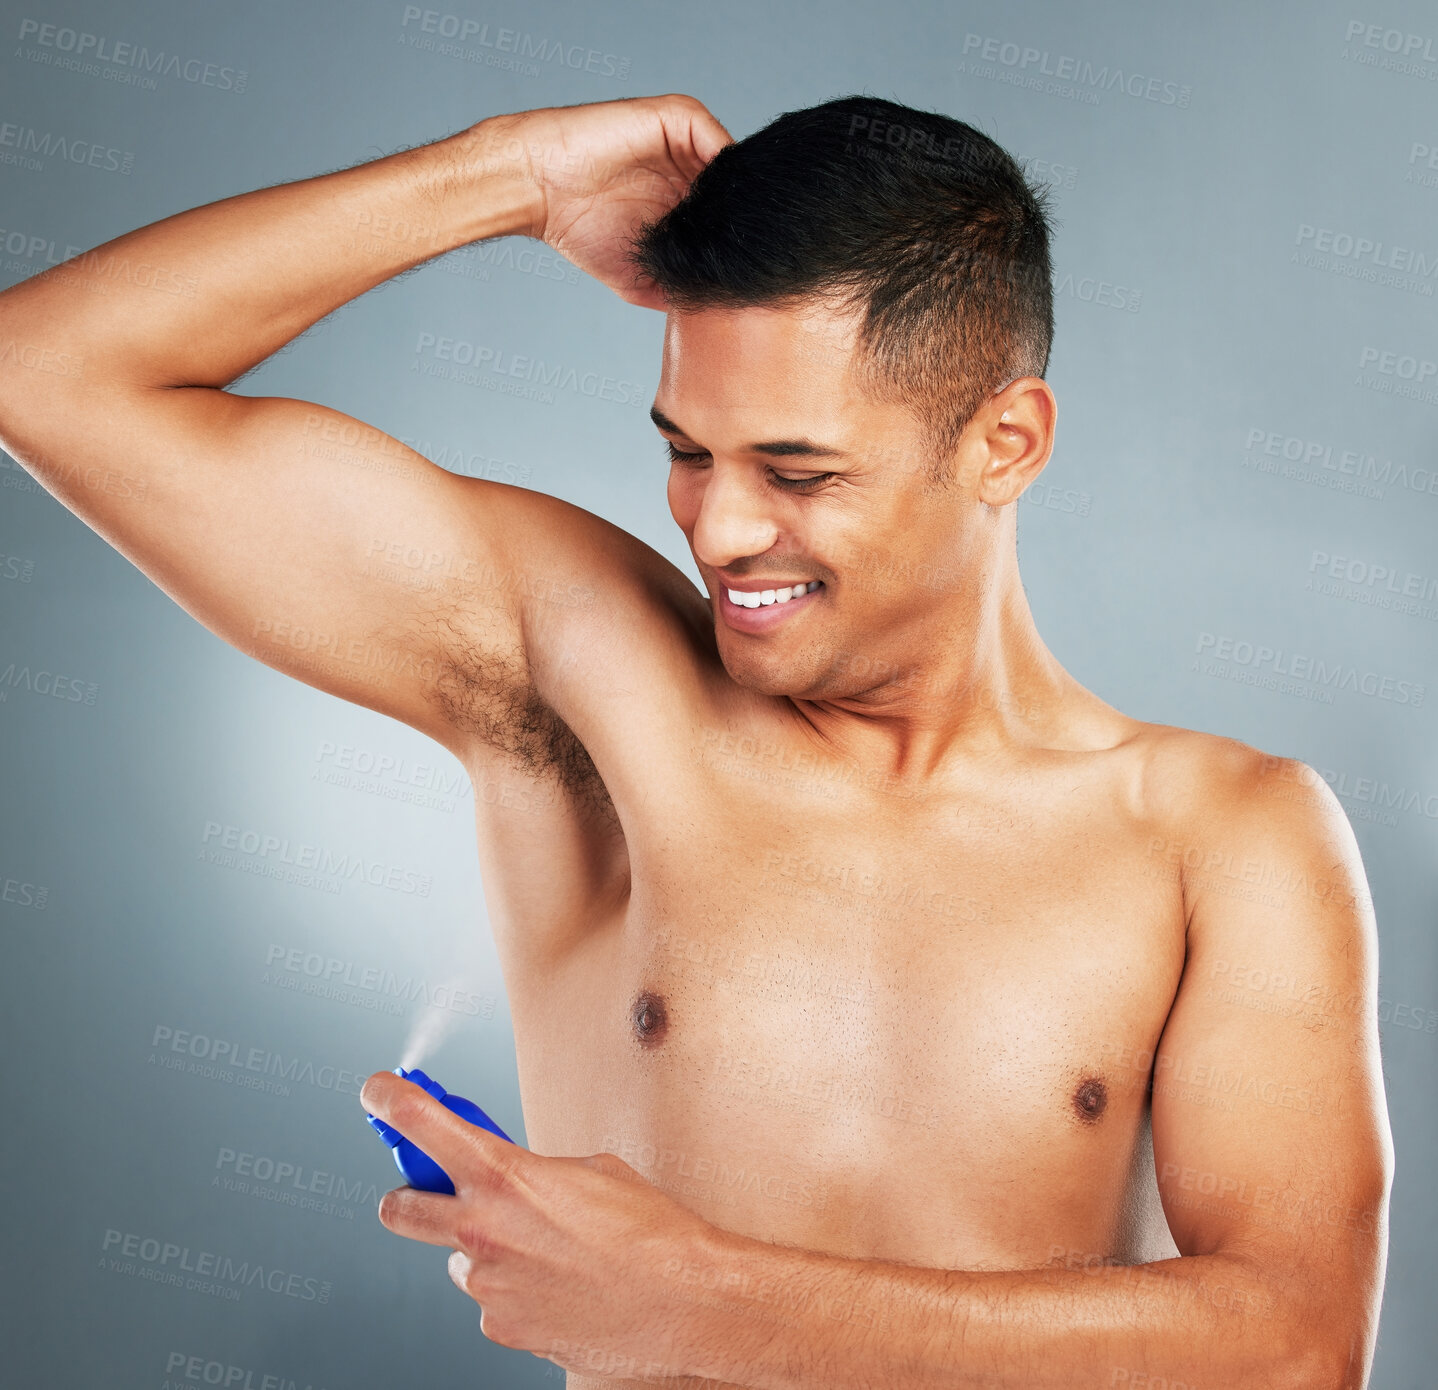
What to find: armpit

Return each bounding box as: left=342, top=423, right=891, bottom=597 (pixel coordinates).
left=431, top=626, right=619, bottom=826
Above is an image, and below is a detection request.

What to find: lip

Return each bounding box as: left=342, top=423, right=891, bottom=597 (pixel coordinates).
left=714, top=581, right=824, bottom=633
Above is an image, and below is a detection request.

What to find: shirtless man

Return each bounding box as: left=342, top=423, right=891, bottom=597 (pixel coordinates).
left=0, top=92, right=1391, bottom=1389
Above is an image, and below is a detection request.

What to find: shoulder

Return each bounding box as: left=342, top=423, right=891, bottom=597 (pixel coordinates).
left=1125, top=721, right=1373, bottom=944
left=1117, top=721, right=1367, bottom=911
left=1123, top=720, right=1345, bottom=831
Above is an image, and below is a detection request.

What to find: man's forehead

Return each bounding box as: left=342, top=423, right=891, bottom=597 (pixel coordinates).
left=655, top=300, right=875, bottom=429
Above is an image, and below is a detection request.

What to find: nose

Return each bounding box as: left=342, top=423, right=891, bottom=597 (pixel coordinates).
left=686, top=462, right=783, bottom=570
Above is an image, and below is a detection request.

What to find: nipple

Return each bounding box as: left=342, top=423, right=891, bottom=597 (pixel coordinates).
left=1072, top=1076, right=1108, bottom=1124
left=632, top=990, right=668, bottom=1047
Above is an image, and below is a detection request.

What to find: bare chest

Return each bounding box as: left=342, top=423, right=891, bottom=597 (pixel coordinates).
left=502, top=763, right=1187, bottom=1270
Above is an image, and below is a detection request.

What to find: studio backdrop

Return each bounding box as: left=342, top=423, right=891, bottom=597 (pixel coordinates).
left=1, top=1, right=1434, bottom=1386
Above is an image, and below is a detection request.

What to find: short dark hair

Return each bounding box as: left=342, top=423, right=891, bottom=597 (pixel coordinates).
left=629, top=94, right=1056, bottom=481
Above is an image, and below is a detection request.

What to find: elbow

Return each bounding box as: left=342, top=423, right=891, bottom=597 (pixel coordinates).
left=1297, top=1340, right=1365, bottom=1390
left=1276, top=1311, right=1374, bottom=1390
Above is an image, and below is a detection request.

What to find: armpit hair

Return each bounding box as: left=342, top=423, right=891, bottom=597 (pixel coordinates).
left=426, top=612, right=619, bottom=826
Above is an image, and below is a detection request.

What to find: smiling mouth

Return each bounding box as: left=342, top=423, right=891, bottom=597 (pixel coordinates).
left=723, top=580, right=824, bottom=609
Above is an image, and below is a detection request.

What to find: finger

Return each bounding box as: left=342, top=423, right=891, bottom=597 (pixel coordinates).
left=376, top=1183, right=460, bottom=1247
left=658, top=94, right=733, bottom=174
left=361, top=1070, right=522, bottom=1194
left=674, top=93, right=733, bottom=159
left=689, top=106, right=734, bottom=162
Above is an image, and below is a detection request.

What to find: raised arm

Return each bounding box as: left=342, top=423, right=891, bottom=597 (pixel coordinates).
left=0, top=95, right=731, bottom=753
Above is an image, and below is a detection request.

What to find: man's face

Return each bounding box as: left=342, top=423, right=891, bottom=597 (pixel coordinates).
left=652, top=299, right=999, bottom=703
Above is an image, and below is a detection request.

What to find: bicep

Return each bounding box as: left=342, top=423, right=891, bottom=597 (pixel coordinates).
left=9, top=384, right=538, bottom=748
left=1151, top=757, right=1391, bottom=1292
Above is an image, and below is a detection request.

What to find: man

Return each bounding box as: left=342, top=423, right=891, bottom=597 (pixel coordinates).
left=0, top=92, right=1391, bottom=1388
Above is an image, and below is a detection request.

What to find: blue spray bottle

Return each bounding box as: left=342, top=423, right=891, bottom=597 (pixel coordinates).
left=365, top=1066, right=519, bottom=1194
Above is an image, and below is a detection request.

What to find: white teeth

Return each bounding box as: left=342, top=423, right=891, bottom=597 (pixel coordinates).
left=726, top=581, right=822, bottom=608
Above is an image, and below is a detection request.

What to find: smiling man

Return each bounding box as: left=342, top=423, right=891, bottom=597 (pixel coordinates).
left=0, top=92, right=1391, bottom=1388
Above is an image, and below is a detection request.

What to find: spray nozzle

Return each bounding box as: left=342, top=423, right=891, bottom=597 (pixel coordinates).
left=365, top=1065, right=517, bottom=1194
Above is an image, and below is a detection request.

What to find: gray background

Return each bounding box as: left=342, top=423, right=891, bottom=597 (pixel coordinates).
left=2, top=0, right=1435, bottom=1386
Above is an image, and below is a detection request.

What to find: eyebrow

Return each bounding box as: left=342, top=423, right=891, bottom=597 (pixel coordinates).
left=649, top=406, right=848, bottom=459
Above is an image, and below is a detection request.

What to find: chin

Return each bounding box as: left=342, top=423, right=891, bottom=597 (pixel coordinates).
left=725, top=646, right=858, bottom=702
left=716, top=642, right=823, bottom=699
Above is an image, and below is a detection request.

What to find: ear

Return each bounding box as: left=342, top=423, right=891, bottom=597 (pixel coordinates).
left=972, top=377, right=1056, bottom=506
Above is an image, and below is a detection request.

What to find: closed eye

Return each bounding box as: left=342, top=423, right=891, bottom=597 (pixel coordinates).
left=662, top=441, right=834, bottom=491
left=664, top=442, right=708, bottom=464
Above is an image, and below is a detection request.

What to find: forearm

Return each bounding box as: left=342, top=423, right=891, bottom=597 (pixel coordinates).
left=678, top=1228, right=1335, bottom=1390
left=0, top=115, right=537, bottom=393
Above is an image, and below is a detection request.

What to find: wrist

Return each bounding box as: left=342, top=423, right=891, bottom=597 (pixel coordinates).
left=440, top=115, right=546, bottom=243
left=671, top=1223, right=790, bottom=1388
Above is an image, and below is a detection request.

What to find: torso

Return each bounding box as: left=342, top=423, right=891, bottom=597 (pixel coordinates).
left=449, top=609, right=1196, bottom=1390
